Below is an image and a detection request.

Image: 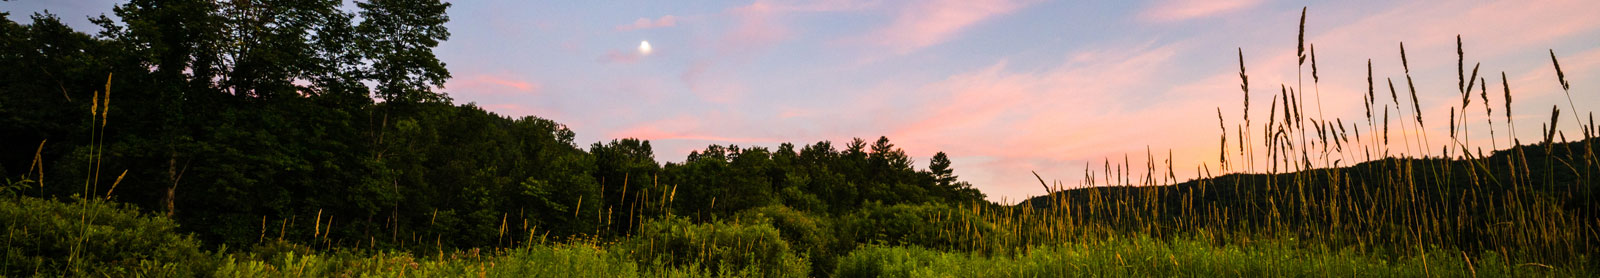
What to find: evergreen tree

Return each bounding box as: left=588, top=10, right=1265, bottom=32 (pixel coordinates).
left=929, top=152, right=956, bottom=190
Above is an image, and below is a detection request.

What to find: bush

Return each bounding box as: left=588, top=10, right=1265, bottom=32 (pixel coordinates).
left=214, top=244, right=647, bottom=277
left=621, top=216, right=808, bottom=277
left=834, top=202, right=996, bottom=252
left=734, top=205, right=837, bottom=276
left=0, top=195, right=213, bottom=276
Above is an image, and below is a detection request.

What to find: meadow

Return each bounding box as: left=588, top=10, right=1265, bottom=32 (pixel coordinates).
left=3, top=4, right=1597, bottom=278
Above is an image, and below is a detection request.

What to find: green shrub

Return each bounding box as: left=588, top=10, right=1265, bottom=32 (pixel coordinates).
left=734, top=205, right=838, bottom=276
left=0, top=195, right=213, bottom=276
left=240, top=239, right=317, bottom=264
left=834, top=202, right=996, bottom=252
left=215, top=244, right=648, bottom=277
left=621, top=216, right=808, bottom=277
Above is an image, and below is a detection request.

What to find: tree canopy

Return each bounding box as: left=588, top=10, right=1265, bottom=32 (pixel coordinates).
left=0, top=1, right=987, bottom=251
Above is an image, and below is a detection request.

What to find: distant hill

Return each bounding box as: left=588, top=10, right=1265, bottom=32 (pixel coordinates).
left=1017, top=137, right=1596, bottom=256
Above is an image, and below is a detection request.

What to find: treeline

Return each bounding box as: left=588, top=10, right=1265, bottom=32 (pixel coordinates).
left=1020, top=139, right=1598, bottom=236
left=0, top=0, right=986, bottom=253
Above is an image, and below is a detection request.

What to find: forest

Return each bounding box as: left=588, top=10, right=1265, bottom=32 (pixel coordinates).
left=2, top=1, right=1596, bottom=277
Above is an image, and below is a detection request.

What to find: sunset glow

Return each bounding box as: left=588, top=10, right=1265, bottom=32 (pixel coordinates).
left=10, top=0, right=1598, bottom=203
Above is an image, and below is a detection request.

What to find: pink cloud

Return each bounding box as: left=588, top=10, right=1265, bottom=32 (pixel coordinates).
left=1276, top=0, right=1600, bottom=157
left=853, top=0, right=1033, bottom=54
left=1139, top=0, right=1262, bottom=23
left=889, top=43, right=1182, bottom=151
left=865, top=44, right=1192, bottom=194
left=675, top=2, right=801, bottom=104
left=478, top=103, right=556, bottom=119
left=579, top=1, right=1599, bottom=204
left=720, top=0, right=880, bottom=51
left=449, top=74, right=541, bottom=95
left=721, top=2, right=792, bottom=51
left=616, top=15, right=678, bottom=31
left=614, top=126, right=780, bottom=144
left=1308, top=0, right=1599, bottom=58
left=681, top=0, right=882, bottom=104
left=1554, top=47, right=1600, bottom=77
left=610, top=115, right=780, bottom=144
left=1084, top=0, right=1600, bottom=178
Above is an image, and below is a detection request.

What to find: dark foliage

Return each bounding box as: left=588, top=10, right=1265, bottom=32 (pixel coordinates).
left=0, top=2, right=985, bottom=256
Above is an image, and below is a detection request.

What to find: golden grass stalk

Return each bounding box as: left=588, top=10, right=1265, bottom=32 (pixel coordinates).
left=1219, top=108, right=1229, bottom=171
left=1550, top=50, right=1570, bottom=91
left=315, top=209, right=324, bottom=239
left=1367, top=60, right=1375, bottom=124
left=27, top=140, right=46, bottom=189
left=1458, top=35, right=1466, bottom=94
left=1297, top=7, right=1307, bottom=66
left=102, top=170, right=127, bottom=200
left=1545, top=106, right=1560, bottom=145
left=1483, top=77, right=1496, bottom=150
left=102, top=73, right=112, bottom=127
left=1549, top=50, right=1585, bottom=136
left=1503, top=72, right=1517, bottom=144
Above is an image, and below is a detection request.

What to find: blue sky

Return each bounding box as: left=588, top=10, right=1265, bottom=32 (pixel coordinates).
left=7, top=0, right=1600, bottom=203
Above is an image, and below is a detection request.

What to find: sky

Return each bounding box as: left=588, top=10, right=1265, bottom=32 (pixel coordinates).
left=7, top=0, right=1600, bottom=203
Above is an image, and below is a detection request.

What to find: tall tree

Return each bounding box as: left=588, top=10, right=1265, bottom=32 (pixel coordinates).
left=93, top=0, right=229, bottom=217
left=928, top=152, right=956, bottom=189
left=215, top=0, right=353, bottom=99
left=591, top=138, right=659, bottom=234
left=868, top=136, right=911, bottom=173
left=356, top=0, right=452, bottom=103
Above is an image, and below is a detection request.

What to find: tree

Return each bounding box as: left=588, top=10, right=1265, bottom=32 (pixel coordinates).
left=305, top=2, right=369, bottom=103
left=591, top=138, right=660, bottom=234
left=92, top=0, right=230, bottom=219
left=3, top=0, right=1007, bottom=252
left=0, top=12, right=113, bottom=187
left=928, top=152, right=956, bottom=189
left=356, top=0, right=452, bottom=103
left=869, top=136, right=911, bottom=171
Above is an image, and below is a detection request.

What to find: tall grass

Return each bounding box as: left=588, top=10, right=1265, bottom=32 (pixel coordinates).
left=213, top=244, right=651, bottom=278
left=996, top=7, right=1596, bottom=274
left=832, top=235, right=1575, bottom=277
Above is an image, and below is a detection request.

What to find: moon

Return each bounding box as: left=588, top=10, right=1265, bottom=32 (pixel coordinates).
left=639, top=40, right=653, bottom=55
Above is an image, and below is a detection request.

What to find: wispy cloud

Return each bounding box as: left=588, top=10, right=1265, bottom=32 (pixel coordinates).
left=720, top=1, right=799, bottom=51
left=610, top=115, right=779, bottom=144
left=889, top=42, right=1182, bottom=148
left=859, top=40, right=1285, bottom=200
left=614, top=126, right=780, bottom=143
left=724, top=0, right=873, bottom=50
left=616, top=15, right=678, bottom=31
left=1139, top=0, right=1262, bottom=23
left=852, top=0, right=1033, bottom=54
left=1271, top=0, right=1600, bottom=155
left=424, top=0, right=1600, bottom=203
left=687, top=0, right=878, bottom=104
left=479, top=103, right=557, bottom=120
left=449, top=74, right=541, bottom=95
